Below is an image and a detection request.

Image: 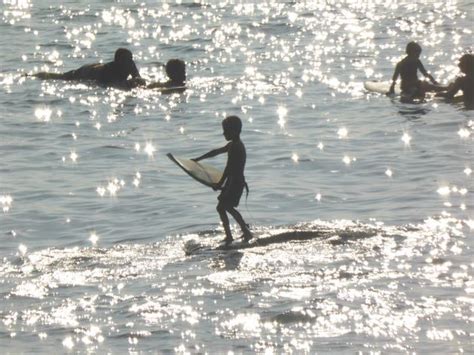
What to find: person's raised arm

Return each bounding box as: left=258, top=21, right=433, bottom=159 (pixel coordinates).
left=129, top=60, right=140, bottom=78
left=193, top=144, right=229, bottom=162
left=388, top=63, right=400, bottom=95
left=437, top=77, right=462, bottom=99
left=418, top=61, right=438, bottom=85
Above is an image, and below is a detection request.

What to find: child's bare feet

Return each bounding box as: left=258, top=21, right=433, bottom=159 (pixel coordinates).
left=222, top=236, right=233, bottom=245
left=241, top=230, right=253, bottom=243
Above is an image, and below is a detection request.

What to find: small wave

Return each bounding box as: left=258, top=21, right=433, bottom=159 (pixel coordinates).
left=272, top=309, right=316, bottom=324
left=99, top=145, right=126, bottom=149
left=184, top=221, right=383, bottom=255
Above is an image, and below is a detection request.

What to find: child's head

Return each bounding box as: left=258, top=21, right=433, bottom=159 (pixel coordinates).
left=222, top=115, right=242, bottom=141
left=406, top=42, right=422, bottom=57
left=114, top=48, right=133, bottom=64
left=114, top=48, right=135, bottom=76
left=165, top=59, right=186, bottom=85
left=458, top=54, right=474, bottom=75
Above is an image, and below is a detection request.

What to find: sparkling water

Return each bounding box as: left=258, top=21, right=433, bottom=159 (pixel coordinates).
left=0, top=1, right=473, bottom=353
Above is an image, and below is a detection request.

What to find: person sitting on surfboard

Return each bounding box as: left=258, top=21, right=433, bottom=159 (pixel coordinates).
left=147, top=59, right=186, bottom=90
left=193, top=116, right=252, bottom=245
left=32, top=48, right=145, bottom=89
left=437, top=53, right=474, bottom=109
left=388, top=42, right=442, bottom=99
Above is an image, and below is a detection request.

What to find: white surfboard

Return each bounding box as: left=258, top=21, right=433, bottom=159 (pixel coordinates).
left=155, top=86, right=186, bottom=94
left=167, top=153, right=223, bottom=188
left=364, top=81, right=400, bottom=95
left=364, top=81, right=464, bottom=104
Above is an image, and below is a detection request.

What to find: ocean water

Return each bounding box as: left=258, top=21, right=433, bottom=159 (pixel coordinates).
left=1, top=0, right=473, bottom=353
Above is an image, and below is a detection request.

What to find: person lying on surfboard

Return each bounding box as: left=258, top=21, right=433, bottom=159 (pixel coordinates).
left=388, top=42, right=442, bottom=99
left=436, top=53, right=474, bottom=109
left=31, top=48, right=145, bottom=89
left=193, top=115, right=253, bottom=245
left=147, top=59, right=186, bottom=90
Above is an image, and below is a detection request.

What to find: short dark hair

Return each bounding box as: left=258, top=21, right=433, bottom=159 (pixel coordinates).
left=459, top=53, right=474, bottom=74
left=222, top=115, right=242, bottom=135
left=114, top=48, right=133, bottom=62
left=165, top=59, right=186, bottom=84
left=406, top=42, right=421, bottom=55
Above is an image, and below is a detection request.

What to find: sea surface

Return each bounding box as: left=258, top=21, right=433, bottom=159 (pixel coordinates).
left=0, top=1, right=473, bottom=353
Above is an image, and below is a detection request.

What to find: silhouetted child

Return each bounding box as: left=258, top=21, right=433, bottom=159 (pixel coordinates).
left=388, top=42, right=442, bottom=98
left=193, top=116, right=252, bottom=245
left=147, top=59, right=186, bottom=89
left=437, top=53, right=474, bottom=108
left=33, top=48, right=145, bottom=89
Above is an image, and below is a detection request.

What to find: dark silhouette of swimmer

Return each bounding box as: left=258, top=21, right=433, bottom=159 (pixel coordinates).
left=437, top=54, right=474, bottom=109
left=147, top=59, right=186, bottom=90
left=388, top=42, right=442, bottom=99
left=193, top=116, right=252, bottom=245
left=32, top=48, right=145, bottom=89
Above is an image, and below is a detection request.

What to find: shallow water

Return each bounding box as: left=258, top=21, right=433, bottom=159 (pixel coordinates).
left=0, top=1, right=473, bottom=353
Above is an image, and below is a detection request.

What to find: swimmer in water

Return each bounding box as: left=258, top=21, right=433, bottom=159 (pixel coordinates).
left=147, top=59, right=186, bottom=91
left=437, top=53, right=474, bottom=109
left=388, top=41, right=443, bottom=100
left=32, top=48, right=145, bottom=89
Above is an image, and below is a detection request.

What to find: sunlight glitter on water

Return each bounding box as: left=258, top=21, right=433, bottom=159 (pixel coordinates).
left=337, top=127, right=348, bottom=139
left=0, top=218, right=472, bottom=352
left=34, top=107, right=53, bottom=122
left=277, top=105, right=288, bottom=129
left=458, top=128, right=471, bottom=139
left=291, top=153, right=299, bottom=163
left=143, top=142, right=156, bottom=157
left=96, top=178, right=125, bottom=197
left=1, top=1, right=473, bottom=353
left=401, top=132, right=412, bottom=146
left=1, top=195, right=13, bottom=213
left=69, top=151, right=78, bottom=163
left=89, top=232, right=99, bottom=245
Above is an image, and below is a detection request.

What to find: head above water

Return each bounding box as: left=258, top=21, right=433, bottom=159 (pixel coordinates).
left=406, top=41, right=422, bottom=57
left=114, top=48, right=133, bottom=64
left=222, top=115, right=242, bottom=140
left=165, top=59, right=186, bottom=84
left=459, top=53, right=474, bottom=75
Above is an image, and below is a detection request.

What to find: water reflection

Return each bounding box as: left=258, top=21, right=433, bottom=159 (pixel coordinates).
left=1, top=212, right=472, bottom=351
left=1, top=195, right=13, bottom=212
left=1, top=1, right=472, bottom=353
left=401, top=132, right=411, bottom=146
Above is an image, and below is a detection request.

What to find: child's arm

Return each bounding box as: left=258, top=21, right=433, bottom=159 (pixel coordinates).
left=215, top=168, right=228, bottom=190
left=33, top=72, right=67, bottom=80
left=193, top=144, right=229, bottom=162
left=436, top=78, right=462, bottom=99
left=130, top=60, right=141, bottom=79
left=418, top=61, right=438, bottom=85
left=193, top=145, right=230, bottom=190
left=128, top=77, right=146, bottom=88
left=388, top=63, right=400, bottom=95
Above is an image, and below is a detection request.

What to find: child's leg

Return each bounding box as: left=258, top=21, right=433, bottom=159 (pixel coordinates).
left=216, top=202, right=233, bottom=242
left=34, top=72, right=67, bottom=80
left=227, top=207, right=252, bottom=240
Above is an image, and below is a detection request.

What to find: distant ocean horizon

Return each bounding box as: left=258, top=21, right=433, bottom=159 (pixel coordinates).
left=1, top=1, right=473, bottom=353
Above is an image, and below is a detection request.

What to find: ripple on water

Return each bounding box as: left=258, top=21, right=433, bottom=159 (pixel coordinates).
left=1, top=219, right=471, bottom=351
left=0, top=1, right=473, bottom=353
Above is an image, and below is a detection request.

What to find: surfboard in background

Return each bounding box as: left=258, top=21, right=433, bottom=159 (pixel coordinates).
left=364, top=81, right=400, bottom=95
left=154, top=86, right=186, bottom=95
left=167, top=153, right=223, bottom=188
left=364, top=81, right=464, bottom=104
